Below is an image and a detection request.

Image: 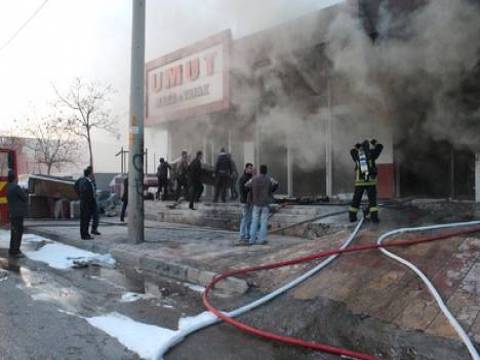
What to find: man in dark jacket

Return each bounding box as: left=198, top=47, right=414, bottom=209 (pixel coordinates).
left=213, top=148, right=232, bottom=203
left=87, top=166, right=101, bottom=236
left=246, top=165, right=278, bottom=245
left=230, top=157, right=239, bottom=200
left=349, top=139, right=383, bottom=223
left=7, top=171, right=27, bottom=257
left=237, top=163, right=253, bottom=245
left=120, top=175, right=128, bottom=222
left=156, top=158, right=171, bottom=201
left=188, top=151, right=203, bottom=210
left=176, top=150, right=190, bottom=201
left=79, top=167, right=96, bottom=239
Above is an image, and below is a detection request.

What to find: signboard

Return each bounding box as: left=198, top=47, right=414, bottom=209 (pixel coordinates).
left=146, top=30, right=231, bottom=125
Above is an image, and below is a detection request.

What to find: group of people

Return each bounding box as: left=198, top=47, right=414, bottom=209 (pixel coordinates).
left=74, top=166, right=101, bottom=240
left=4, top=139, right=383, bottom=254
left=158, top=148, right=238, bottom=210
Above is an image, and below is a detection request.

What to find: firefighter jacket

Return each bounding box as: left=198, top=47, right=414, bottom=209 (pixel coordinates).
left=350, top=143, right=383, bottom=186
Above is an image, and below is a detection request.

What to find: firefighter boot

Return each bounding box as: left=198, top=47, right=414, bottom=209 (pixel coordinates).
left=363, top=208, right=371, bottom=221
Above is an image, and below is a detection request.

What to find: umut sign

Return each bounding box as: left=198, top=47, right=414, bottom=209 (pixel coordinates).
left=146, top=30, right=231, bottom=125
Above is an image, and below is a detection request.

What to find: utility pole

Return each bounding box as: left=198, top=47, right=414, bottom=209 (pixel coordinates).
left=127, top=0, right=145, bottom=244
left=325, top=71, right=333, bottom=199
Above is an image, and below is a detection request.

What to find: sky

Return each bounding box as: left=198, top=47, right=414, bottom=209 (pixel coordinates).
left=0, top=0, right=344, bottom=172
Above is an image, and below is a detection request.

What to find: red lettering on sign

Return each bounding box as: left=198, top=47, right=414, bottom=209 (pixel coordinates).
left=185, top=58, right=200, bottom=82
left=165, top=65, right=183, bottom=89
left=152, top=72, right=163, bottom=92
left=204, top=52, right=217, bottom=76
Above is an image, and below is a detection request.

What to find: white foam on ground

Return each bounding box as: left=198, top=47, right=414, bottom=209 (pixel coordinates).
left=0, top=229, right=10, bottom=243
left=0, top=269, right=8, bottom=282
left=31, top=293, right=52, bottom=301
left=86, top=311, right=217, bottom=360
left=183, top=283, right=205, bottom=293
left=87, top=312, right=177, bottom=360
left=120, top=292, right=154, bottom=303
left=177, top=311, right=217, bottom=331
left=0, top=230, right=49, bottom=244
left=22, top=233, right=51, bottom=244
left=24, top=243, right=98, bottom=269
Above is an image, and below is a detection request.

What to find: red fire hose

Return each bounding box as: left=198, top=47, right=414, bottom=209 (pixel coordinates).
left=203, top=225, right=480, bottom=360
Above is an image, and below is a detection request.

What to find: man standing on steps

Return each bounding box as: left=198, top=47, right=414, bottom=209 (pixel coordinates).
left=188, top=151, right=203, bottom=210
left=213, top=147, right=232, bottom=203
left=348, top=139, right=383, bottom=223
left=6, top=171, right=27, bottom=258
left=156, top=158, right=171, bottom=201
left=247, top=165, right=278, bottom=245
left=176, top=150, right=190, bottom=201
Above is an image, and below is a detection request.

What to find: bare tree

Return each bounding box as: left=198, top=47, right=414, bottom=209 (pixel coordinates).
left=24, top=118, right=80, bottom=175
left=53, top=78, right=118, bottom=168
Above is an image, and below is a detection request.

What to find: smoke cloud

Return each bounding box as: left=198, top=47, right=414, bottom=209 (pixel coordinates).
left=325, top=0, right=480, bottom=150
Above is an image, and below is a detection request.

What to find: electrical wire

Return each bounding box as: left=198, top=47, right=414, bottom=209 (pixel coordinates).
left=0, top=0, right=49, bottom=53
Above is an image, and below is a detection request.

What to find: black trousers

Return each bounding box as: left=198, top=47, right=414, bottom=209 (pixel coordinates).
left=157, top=178, right=168, bottom=200
left=92, top=202, right=99, bottom=231
left=214, top=175, right=230, bottom=202
left=176, top=177, right=188, bottom=201
left=10, top=216, right=24, bottom=254
left=120, top=199, right=128, bottom=221
left=80, top=203, right=93, bottom=238
left=349, top=185, right=378, bottom=214
left=189, top=180, right=204, bottom=209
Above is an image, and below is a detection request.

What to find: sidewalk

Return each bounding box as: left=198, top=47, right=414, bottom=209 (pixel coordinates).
left=24, top=218, right=346, bottom=294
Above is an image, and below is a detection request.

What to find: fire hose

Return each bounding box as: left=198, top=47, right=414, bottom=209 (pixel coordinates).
left=154, top=216, right=365, bottom=359
left=203, top=220, right=480, bottom=360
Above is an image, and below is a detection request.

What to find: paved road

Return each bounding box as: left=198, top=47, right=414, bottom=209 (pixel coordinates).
left=0, top=236, right=339, bottom=360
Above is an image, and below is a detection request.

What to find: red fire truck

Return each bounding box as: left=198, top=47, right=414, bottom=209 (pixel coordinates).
left=0, top=148, right=16, bottom=225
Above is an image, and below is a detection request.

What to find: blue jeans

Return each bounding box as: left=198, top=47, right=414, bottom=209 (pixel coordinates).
left=239, top=204, right=252, bottom=240
left=250, top=205, right=270, bottom=244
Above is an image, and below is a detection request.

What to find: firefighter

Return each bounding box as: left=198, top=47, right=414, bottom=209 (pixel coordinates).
left=349, top=139, right=383, bottom=223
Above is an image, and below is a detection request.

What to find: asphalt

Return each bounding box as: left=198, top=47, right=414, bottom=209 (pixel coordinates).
left=0, top=231, right=340, bottom=360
